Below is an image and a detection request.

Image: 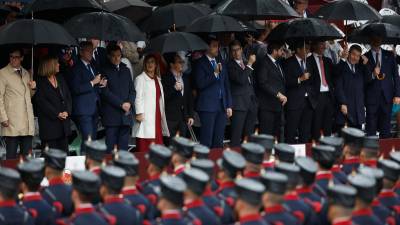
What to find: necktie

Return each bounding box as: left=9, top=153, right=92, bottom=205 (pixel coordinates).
left=87, top=64, right=94, bottom=77
left=352, top=64, right=355, bottom=73
left=211, top=59, right=217, bottom=70
left=275, top=61, right=283, bottom=77
left=16, top=69, right=22, bottom=76
left=375, top=52, right=380, bottom=67
left=301, top=60, right=305, bottom=73
left=319, top=56, right=328, bottom=87
left=330, top=48, right=337, bottom=64
left=240, top=60, right=245, bottom=70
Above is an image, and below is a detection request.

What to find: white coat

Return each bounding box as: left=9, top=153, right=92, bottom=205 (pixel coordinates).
left=133, top=72, right=169, bottom=138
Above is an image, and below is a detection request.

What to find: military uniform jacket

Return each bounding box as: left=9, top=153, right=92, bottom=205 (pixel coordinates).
left=98, top=196, right=142, bottom=225
left=22, top=192, right=56, bottom=225
left=0, top=200, right=34, bottom=225
left=184, top=199, right=221, bottom=225
left=41, top=177, right=74, bottom=217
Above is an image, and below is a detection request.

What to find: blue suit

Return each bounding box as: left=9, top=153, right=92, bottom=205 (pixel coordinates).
left=123, top=187, right=155, bottom=221
left=284, top=193, right=318, bottom=225
left=57, top=206, right=109, bottom=225
left=100, top=62, right=135, bottom=152
left=98, top=197, right=142, bottom=225
left=365, top=49, right=400, bottom=138
left=194, top=55, right=232, bottom=148
left=335, top=61, right=370, bottom=127
left=184, top=199, right=221, bottom=225
left=203, top=189, right=234, bottom=225
left=41, top=178, right=73, bottom=217
left=69, top=59, right=100, bottom=151
left=262, top=205, right=300, bottom=225
left=0, top=201, right=34, bottom=225
left=22, top=194, right=56, bottom=225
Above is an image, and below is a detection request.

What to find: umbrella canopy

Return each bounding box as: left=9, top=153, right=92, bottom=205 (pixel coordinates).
left=104, top=0, right=153, bottom=23
left=141, top=3, right=212, bottom=33
left=380, top=15, right=400, bottom=28
left=0, top=19, right=77, bottom=46
left=267, top=18, right=344, bottom=42
left=348, top=22, right=400, bottom=44
left=64, top=12, right=145, bottom=42
left=314, top=0, right=381, bottom=21
left=216, top=0, right=299, bottom=20
left=24, top=0, right=104, bottom=23
left=186, top=14, right=255, bottom=33
left=147, top=32, right=208, bottom=53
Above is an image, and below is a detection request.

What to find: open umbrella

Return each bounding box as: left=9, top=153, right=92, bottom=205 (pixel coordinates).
left=0, top=19, right=77, bottom=46
left=186, top=14, right=255, bottom=33
left=314, top=0, right=381, bottom=21
left=141, top=3, right=211, bottom=33
left=267, top=18, right=344, bottom=42
left=24, top=0, right=104, bottom=23
left=64, top=12, right=145, bottom=42
left=380, top=15, right=400, bottom=28
left=216, top=0, right=299, bottom=20
left=104, top=0, right=153, bottom=23
left=348, top=22, right=400, bottom=44
left=147, top=32, right=208, bottom=53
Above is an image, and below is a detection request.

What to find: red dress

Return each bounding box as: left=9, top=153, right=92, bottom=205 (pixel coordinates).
left=136, top=77, right=164, bottom=152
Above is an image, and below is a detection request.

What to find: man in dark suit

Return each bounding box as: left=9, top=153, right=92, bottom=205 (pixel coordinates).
left=90, top=38, right=107, bottom=71
left=283, top=42, right=318, bottom=144
left=69, top=41, right=107, bottom=153
left=227, top=40, right=257, bottom=146
left=308, top=41, right=335, bottom=140
left=100, top=44, right=135, bottom=152
left=162, top=53, right=194, bottom=143
left=335, top=44, right=370, bottom=130
left=364, top=36, right=400, bottom=138
left=255, top=41, right=287, bottom=138
left=194, top=36, right=232, bottom=148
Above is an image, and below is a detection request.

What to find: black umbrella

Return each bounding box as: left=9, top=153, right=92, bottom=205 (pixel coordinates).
left=216, top=0, right=299, bottom=20
left=24, top=0, right=104, bottom=23
left=314, top=0, right=381, bottom=21
left=0, top=19, right=77, bottom=46
left=104, top=0, right=153, bottom=23
left=186, top=14, right=255, bottom=33
left=348, top=22, right=400, bottom=44
left=380, top=15, right=400, bottom=28
left=148, top=32, right=208, bottom=53
left=141, top=3, right=212, bottom=33
left=64, top=12, right=145, bottom=42
left=267, top=18, right=344, bottom=42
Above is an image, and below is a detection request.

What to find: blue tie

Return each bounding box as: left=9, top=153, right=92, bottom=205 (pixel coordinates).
left=87, top=64, right=94, bottom=77
left=211, top=59, right=217, bottom=70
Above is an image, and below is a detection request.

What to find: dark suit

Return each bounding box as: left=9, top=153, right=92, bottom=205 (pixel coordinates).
left=162, top=70, right=194, bottom=141
left=365, top=49, right=400, bottom=138
left=307, top=54, right=335, bottom=139
left=91, top=47, right=107, bottom=72
left=69, top=59, right=100, bottom=152
left=334, top=60, right=370, bottom=128
left=194, top=55, right=232, bottom=148
left=35, top=75, right=72, bottom=152
left=100, top=62, right=135, bottom=152
left=255, top=54, right=285, bottom=138
left=227, top=59, right=257, bottom=146
left=283, top=55, right=318, bottom=143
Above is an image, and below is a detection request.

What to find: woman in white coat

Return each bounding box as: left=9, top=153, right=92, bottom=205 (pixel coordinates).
left=133, top=54, right=169, bottom=151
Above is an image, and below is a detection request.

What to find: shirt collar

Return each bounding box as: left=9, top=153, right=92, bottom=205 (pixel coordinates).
left=206, top=55, right=216, bottom=62
left=81, top=59, right=91, bottom=67
left=267, top=54, right=276, bottom=63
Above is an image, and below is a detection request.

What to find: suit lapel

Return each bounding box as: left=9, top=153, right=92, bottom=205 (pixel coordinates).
left=266, top=56, right=284, bottom=81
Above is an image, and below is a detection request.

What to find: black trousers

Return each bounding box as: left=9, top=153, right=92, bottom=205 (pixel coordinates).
left=312, top=92, right=334, bottom=140
left=165, top=119, right=188, bottom=146
left=259, top=109, right=282, bottom=139
left=285, top=99, right=314, bottom=144
left=230, top=109, right=257, bottom=147
left=42, top=136, right=69, bottom=153
left=5, top=136, right=33, bottom=159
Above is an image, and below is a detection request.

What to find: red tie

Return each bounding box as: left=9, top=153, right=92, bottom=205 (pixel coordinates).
left=319, top=56, right=328, bottom=87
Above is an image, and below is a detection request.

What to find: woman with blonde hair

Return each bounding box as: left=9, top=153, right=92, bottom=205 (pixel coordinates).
left=35, top=55, right=72, bottom=152
left=133, top=54, right=169, bottom=152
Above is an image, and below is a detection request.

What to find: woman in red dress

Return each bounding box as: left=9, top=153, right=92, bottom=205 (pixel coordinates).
left=133, top=54, right=170, bottom=152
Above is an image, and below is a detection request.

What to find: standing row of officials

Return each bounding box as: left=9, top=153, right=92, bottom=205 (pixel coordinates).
left=0, top=126, right=399, bottom=225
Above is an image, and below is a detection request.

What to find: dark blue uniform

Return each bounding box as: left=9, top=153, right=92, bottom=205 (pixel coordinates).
left=122, top=186, right=154, bottom=221
left=155, top=210, right=189, bottom=225
left=41, top=177, right=74, bottom=217
left=331, top=165, right=347, bottom=184
left=0, top=200, right=34, bottom=225
left=262, top=205, right=300, bottom=225
left=203, top=187, right=234, bottom=224
left=296, top=185, right=322, bottom=203
left=57, top=205, right=109, bottom=225
left=284, top=193, right=318, bottom=225
left=239, top=214, right=269, bottom=225
left=341, top=157, right=360, bottom=175
left=141, top=174, right=162, bottom=206
left=394, top=182, right=400, bottom=195
left=22, top=193, right=56, bottom=225
left=184, top=199, right=221, bottom=225
left=313, top=171, right=340, bottom=197
left=352, top=208, right=384, bottom=225
left=216, top=180, right=237, bottom=208
left=98, top=196, right=141, bottom=225
left=378, top=190, right=400, bottom=212
left=371, top=199, right=396, bottom=225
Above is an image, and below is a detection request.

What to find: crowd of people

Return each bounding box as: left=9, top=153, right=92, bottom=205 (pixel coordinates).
left=0, top=128, right=399, bottom=225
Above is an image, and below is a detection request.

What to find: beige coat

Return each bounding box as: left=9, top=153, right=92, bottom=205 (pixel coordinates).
left=133, top=72, right=169, bottom=138
left=0, top=64, right=35, bottom=136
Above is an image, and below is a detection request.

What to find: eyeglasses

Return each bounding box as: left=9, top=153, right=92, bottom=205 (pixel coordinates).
left=10, top=55, right=22, bottom=59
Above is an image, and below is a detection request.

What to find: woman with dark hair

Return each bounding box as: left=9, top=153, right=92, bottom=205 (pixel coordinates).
left=35, top=56, right=72, bottom=152
left=133, top=54, right=169, bottom=152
